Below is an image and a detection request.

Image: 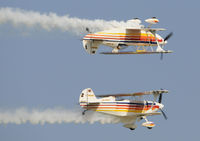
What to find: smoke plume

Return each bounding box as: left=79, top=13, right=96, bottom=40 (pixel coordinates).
left=0, top=107, right=120, bottom=125
left=0, top=7, right=142, bottom=35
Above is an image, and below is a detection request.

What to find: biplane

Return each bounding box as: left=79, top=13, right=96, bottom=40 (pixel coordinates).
left=82, top=17, right=173, bottom=59
left=79, top=88, right=169, bottom=130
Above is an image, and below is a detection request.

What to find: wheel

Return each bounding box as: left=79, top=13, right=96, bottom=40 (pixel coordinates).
left=129, top=128, right=135, bottom=130
left=147, top=127, right=152, bottom=129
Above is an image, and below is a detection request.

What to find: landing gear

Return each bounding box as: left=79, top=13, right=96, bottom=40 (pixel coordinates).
left=82, top=110, right=88, bottom=115
left=141, top=116, right=155, bottom=129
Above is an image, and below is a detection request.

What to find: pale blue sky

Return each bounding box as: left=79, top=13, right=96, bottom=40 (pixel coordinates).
left=0, top=0, right=199, bottom=141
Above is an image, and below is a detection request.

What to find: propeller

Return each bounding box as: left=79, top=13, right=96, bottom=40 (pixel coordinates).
left=160, top=109, right=168, bottom=120
left=164, top=32, right=173, bottom=41
left=160, top=32, right=173, bottom=60
left=158, top=88, right=168, bottom=120
left=158, top=88, right=165, bottom=103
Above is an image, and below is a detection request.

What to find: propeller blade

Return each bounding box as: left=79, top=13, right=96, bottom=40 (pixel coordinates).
left=158, top=93, right=163, bottom=103
left=164, top=32, right=173, bottom=41
left=160, top=109, right=168, bottom=120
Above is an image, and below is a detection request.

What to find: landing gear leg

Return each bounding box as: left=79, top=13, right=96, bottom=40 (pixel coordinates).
left=112, top=46, right=120, bottom=53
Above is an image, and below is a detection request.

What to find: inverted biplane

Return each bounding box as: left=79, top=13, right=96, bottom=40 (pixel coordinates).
left=79, top=88, right=169, bottom=130
left=82, top=17, right=173, bottom=59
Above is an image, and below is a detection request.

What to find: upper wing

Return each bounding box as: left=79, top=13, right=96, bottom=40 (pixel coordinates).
left=126, top=27, right=166, bottom=32
left=96, top=90, right=169, bottom=97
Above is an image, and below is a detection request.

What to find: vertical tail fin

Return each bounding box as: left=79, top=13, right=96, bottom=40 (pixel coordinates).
left=79, top=88, right=98, bottom=104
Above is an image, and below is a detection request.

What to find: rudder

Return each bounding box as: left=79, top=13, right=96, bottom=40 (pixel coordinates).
left=79, top=88, right=98, bottom=104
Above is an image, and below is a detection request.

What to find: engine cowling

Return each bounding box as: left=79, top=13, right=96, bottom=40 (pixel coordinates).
left=82, top=40, right=98, bottom=54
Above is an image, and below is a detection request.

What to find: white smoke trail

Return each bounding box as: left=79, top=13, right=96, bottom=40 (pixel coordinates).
left=0, top=7, right=142, bottom=35
left=0, top=107, right=120, bottom=125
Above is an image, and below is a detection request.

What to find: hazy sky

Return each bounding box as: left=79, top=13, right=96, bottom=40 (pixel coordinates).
left=0, top=0, right=199, bottom=141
